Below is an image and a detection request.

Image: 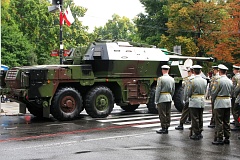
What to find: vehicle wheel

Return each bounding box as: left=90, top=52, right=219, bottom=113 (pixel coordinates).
left=26, top=103, right=43, bottom=118
left=173, top=86, right=184, bottom=112
left=85, top=86, right=114, bottom=118
left=147, top=87, right=158, bottom=114
left=51, top=87, right=83, bottom=121
left=120, top=104, right=139, bottom=112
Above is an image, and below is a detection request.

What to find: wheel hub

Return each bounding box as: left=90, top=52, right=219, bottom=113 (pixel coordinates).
left=61, top=96, right=76, bottom=113
left=100, top=99, right=107, bottom=105
left=96, top=95, right=108, bottom=111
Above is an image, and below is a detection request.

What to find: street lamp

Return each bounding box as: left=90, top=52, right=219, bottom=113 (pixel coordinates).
left=48, top=0, right=64, bottom=64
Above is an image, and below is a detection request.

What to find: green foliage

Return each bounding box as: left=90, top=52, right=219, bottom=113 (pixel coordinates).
left=1, top=0, right=90, bottom=66
left=134, top=0, right=169, bottom=46
left=92, top=14, right=138, bottom=42
left=159, top=35, right=198, bottom=56
left=1, top=0, right=35, bottom=67
left=135, top=0, right=232, bottom=59
left=1, top=24, right=34, bottom=67
left=8, top=0, right=61, bottom=64
left=62, top=0, right=90, bottom=48
left=1, top=0, right=239, bottom=67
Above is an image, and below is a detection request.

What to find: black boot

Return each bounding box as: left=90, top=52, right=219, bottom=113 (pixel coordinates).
left=199, top=133, right=203, bottom=139
left=212, top=138, right=224, bottom=145
left=208, top=124, right=215, bottom=128
left=230, top=126, right=240, bottom=131
left=190, top=134, right=200, bottom=140
left=156, top=128, right=168, bottom=134
left=208, top=118, right=215, bottom=128
left=184, top=120, right=191, bottom=125
left=224, top=138, right=230, bottom=144
left=230, top=121, right=235, bottom=124
left=175, top=123, right=184, bottom=130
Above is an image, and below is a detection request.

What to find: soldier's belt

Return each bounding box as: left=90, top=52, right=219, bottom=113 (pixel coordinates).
left=160, top=92, right=170, bottom=94
left=216, top=96, right=230, bottom=99
left=191, top=95, right=204, bottom=98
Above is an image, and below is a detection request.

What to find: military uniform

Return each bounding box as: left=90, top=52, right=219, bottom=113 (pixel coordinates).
left=208, top=66, right=220, bottom=128
left=233, top=77, right=240, bottom=129
left=231, top=65, right=240, bottom=131
left=188, top=65, right=207, bottom=140
left=155, top=65, right=175, bottom=134
left=211, top=64, right=233, bottom=145
left=175, top=68, right=194, bottom=130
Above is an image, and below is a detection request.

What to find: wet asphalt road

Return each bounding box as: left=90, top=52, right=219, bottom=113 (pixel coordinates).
left=0, top=102, right=240, bottom=160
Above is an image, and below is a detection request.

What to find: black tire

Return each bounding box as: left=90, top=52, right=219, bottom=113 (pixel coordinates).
left=85, top=86, right=114, bottom=118
left=51, top=87, right=83, bottom=121
left=173, top=86, right=184, bottom=112
left=120, top=104, right=139, bottom=112
left=26, top=103, right=43, bottom=118
left=147, top=87, right=158, bottom=114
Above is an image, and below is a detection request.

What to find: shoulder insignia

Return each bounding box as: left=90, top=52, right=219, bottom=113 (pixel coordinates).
left=212, top=86, right=215, bottom=90
left=157, top=77, right=162, bottom=86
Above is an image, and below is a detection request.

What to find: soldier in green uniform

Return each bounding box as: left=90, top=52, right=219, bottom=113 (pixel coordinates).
left=188, top=65, right=207, bottom=140
left=235, top=78, right=240, bottom=125
left=155, top=65, right=175, bottom=134
left=211, top=64, right=233, bottom=145
left=175, top=67, right=194, bottom=130
left=208, top=66, right=220, bottom=128
left=231, top=65, right=240, bottom=131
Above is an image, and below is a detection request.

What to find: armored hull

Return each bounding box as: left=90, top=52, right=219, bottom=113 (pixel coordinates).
left=0, top=40, right=213, bottom=121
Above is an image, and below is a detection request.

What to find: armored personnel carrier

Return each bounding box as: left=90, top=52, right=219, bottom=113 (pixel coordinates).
left=0, top=40, right=213, bottom=121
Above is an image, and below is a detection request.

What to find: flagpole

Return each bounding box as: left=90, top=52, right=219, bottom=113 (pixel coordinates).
left=59, top=4, right=63, bottom=65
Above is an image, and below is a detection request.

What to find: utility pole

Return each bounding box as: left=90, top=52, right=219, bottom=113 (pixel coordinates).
left=48, top=0, right=64, bottom=64
left=59, top=2, right=63, bottom=64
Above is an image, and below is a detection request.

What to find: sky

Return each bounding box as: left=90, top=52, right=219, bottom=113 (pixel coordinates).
left=74, top=0, right=145, bottom=32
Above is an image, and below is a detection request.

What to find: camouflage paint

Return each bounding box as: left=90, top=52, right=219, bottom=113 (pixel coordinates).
left=0, top=40, right=214, bottom=120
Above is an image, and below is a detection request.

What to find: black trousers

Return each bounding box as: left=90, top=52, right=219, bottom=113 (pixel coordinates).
left=214, top=108, right=230, bottom=139
left=157, top=102, right=171, bottom=129
left=189, top=108, right=204, bottom=135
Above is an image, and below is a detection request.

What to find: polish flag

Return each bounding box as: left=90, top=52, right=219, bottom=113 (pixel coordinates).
left=63, top=6, right=75, bottom=27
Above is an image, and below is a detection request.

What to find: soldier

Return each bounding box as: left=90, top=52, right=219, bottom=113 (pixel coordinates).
left=155, top=65, right=175, bottom=134
left=208, top=66, right=220, bottom=128
left=188, top=65, right=207, bottom=140
left=231, top=65, right=240, bottom=131
left=233, top=77, right=240, bottom=134
left=211, top=64, right=233, bottom=145
left=175, top=67, right=194, bottom=130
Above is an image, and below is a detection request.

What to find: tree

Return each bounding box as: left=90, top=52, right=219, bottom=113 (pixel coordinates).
left=1, top=25, right=35, bottom=67
left=208, top=0, right=240, bottom=64
left=2, top=0, right=90, bottom=66
left=7, top=0, right=59, bottom=64
left=92, top=14, right=137, bottom=41
left=62, top=0, right=90, bottom=49
left=161, top=1, right=227, bottom=58
left=1, top=0, right=35, bottom=67
left=134, top=0, right=169, bottom=46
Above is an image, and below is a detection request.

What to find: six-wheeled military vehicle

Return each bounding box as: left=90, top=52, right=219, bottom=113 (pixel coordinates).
left=0, top=40, right=213, bottom=121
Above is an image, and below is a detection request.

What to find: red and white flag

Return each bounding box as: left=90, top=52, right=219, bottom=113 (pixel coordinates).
left=63, top=6, right=75, bottom=27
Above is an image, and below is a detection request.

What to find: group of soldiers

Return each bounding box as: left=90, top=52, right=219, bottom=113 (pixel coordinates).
left=154, top=64, right=240, bottom=145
